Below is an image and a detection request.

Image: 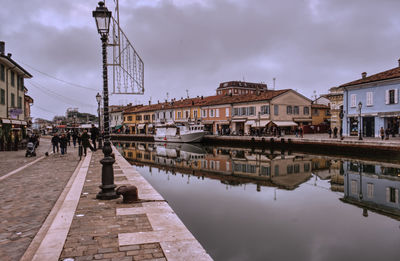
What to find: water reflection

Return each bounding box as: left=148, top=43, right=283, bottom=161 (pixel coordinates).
left=114, top=141, right=400, bottom=260
left=115, top=141, right=400, bottom=220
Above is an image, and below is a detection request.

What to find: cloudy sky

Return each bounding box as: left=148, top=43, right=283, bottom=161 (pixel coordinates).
left=1, top=0, right=400, bottom=120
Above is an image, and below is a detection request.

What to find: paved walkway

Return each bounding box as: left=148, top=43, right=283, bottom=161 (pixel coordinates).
left=0, top=139, right=211, bottom=261
left=0, top=139, right=80, bottom=261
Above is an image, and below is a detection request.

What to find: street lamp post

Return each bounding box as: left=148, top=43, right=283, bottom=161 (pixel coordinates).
left=358, top=102, right=363, bottom=140
left=93, top=1, right=118, bottom=200
left=96, top=92, right=103, bottom=149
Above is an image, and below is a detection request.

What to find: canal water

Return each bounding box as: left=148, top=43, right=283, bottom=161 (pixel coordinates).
left=115, top=142, right=400, bottom=261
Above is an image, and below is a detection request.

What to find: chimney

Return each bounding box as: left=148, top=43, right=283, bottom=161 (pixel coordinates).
left=0, top=41, right=4, bottom=55
left=7, top=53, right=12, bottom=58
left=361, top=72, right=367, bottom=79
left=148, top=100, right=151, bottom=105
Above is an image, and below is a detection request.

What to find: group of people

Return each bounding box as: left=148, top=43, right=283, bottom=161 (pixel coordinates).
left=51, top=125, right=100, bottom=156
left=327, top=127, right=343, bottom=139
left=380, top=127, right=396, bottom=140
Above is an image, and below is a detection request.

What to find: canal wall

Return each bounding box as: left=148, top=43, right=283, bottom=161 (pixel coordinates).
left=111, top=134, right=400, bottom=160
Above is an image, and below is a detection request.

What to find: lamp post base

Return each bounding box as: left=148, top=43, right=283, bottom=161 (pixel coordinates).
left=96, top=142, right=119, bottom=200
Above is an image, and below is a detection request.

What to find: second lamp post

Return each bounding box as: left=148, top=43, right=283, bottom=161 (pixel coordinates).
left=358, top=101, right=363, bottom=140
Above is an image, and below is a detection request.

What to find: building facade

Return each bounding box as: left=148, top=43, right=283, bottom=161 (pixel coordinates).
left=341, top=61, right=400, bottom=137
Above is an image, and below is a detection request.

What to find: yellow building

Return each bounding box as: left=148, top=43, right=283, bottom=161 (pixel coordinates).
left=311, top=104, right=331, bottom=125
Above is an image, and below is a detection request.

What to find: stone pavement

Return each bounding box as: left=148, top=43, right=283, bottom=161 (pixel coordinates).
left=0, top=139, right=212, bottom=261
left=55, top=147, right=212, bottom=261
left=0, top=138, right=80, bottom=261
left=0, top=137, right=53, bottom=177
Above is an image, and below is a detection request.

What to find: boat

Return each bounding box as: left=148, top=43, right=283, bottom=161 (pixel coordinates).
left=154, top=123, right=205, bottom=143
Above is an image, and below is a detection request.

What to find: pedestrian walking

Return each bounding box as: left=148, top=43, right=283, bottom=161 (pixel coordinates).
left=72, top=131, right=78, bottom=147
left=333, top=127, right=338, bottom=138
left=385, top=128, right=390, bottom=140
left=90, top=124, right=99, bottom=150
left=67, top=131, right=71, bottom=146
left=81, top=130, right=95, bottom=156
left=60, top=134, right=68, bottom=155
left=299, top=127, right=303, bottom=138
left=380, top=127, right=385, bottom=140
left=51, top=133, right=59, bottom=153
left=328, top=128, right=332, bottom=138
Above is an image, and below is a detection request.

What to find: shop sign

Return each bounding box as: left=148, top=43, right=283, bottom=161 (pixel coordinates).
left=9, top=108, right=23, bottom=119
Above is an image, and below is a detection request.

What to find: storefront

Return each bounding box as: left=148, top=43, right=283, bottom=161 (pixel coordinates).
left=349, top=117, right=359, bottom=136
left=0, top=119, right=27, bottom=150
left=362, top=117, right=375, bottom=137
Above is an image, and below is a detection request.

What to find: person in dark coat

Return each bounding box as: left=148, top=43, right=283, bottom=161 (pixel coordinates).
left=51, top=133, right=59, bottom=153
left=333, top=127, right=338, bottom=138
left=328, top=128, right=332, bottom=138
left=90, top=124, right=99, bottom=150
left=72, top=131, right=78, bottom=147
left=66, top=131, right=71, bottom=146
left=81, top=130, right=94, bottom=156
left=60, top=134, right=68, bottom=155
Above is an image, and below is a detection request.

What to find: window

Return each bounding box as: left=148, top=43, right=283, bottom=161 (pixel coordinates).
left=367, top=183, right=374, bottom=199
left=0, top=89, right=4, bottom=104
left=240, top=107, right=246, bottom=116
left=152, top=114, right=155, bottom=120
left=350, top=94, right=356, bottom=107
left=261, top=105, right=270, bottom=115
left=351, top=180, right=358, bottom=195
left=11, top=71, right=15, bottom=86
left=185, top=111, right=189, bottom=119
left=136, top=115, right=142, bottom=121
left=194, top=110, right=198, bottom=119
left=226, top=108, right=229, bottom=117
left=304, top=163, right=310, bottom=172
left=202, top=109, right=207, bottom=117
left=127, top=116, right=132, bottom=121
left=178, top=111, right=182, bottom=119
left=0, top=64, right=4, bottom=81
left=303, top=107, right=309, bottom=115
left=18, top=96, right=22, bottom=109
left=210, top=109, right=214, bottom=117
left=386, top=89, right=398, bottom=104
left=233, top=108, right=239, bottom=116
left=312, top=108, right=319, bottom=116
left=11, top=93, right=15, bottom=107
left=287, top=106, right=292, bottom=114
left=249, top=106, right=255, bottom=116
left=387, top=187, right=398, bottom=203
left=274, top=105, right=279, bottom=115
left=294, top=164, right=300, bottom=173
left=366, top=92, right=373, bottom=106
left=287, top=165, right=293, bottom=174
left=274, top=165, right=279, bottom=176
left=294, top=106, right=299, bottom=115
left=170, top=111, right=173, bottom=119
left=216, top=109, right=219, bottom=117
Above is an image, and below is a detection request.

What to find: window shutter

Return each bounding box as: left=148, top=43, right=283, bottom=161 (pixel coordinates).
left=396, top=189, right=399, bottom=204
left=386, top=187, right=390, bottom=202
left=395, top=89, right=398, bottom=104
left=385, top=90, right=389, bottom=104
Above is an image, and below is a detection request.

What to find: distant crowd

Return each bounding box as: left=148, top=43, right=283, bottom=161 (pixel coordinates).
left=51, top=124, right=100, bottom=156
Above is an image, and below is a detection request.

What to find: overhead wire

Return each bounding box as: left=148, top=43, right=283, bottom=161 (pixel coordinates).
left=15, top=59, right=98, bottom=91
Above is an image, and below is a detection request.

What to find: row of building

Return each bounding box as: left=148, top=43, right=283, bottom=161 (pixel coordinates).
left=110, top=81, right=330, bottom=135
left=110, top=58, right=400, bottom=138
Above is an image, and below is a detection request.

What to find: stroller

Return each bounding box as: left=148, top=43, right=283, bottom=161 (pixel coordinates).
left=25, top=142, right=37, bottom=157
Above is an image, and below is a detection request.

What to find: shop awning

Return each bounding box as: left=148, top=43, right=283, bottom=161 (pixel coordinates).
left=251, top=120, right=270, bottom=127
left=294, top=118, right=312, bottom=122
left=137, top=124, right=145, bottom=129
left=11, top=120, right=22, bottom=124
left=378, top=111, right=400, bottom=117
left=21, top=121, right=27, bottom=125
left=245, top=120, right=255, bottom=126
left=215, top=121, right=230, bottom=125
left=202, top=121, right=214, bottom=125
left=232, top=119, right=246, bottom=122
left=1, top=119, right=11, bottom=124
left=272, top=121, right=298, bottom=127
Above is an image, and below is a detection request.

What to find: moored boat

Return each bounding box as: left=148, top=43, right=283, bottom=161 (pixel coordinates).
left=154, top=123, right=205, bottom=143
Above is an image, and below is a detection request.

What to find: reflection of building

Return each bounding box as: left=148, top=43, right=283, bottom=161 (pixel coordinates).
left=120, top=142, right=315, bottom=190
left=342, top=161, right=400, bottom=220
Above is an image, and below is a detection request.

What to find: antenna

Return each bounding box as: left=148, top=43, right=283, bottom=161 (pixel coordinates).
left=186, top=89, right=189, bottom=98
left=166, top=92, right=169, bottom=101
left=273, top=77, right=276, bottom=90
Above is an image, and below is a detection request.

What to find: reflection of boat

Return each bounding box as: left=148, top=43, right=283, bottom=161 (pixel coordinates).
left=155, top=142, right=206, bottom=157
left=154, top=123, right=205, bottom=143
